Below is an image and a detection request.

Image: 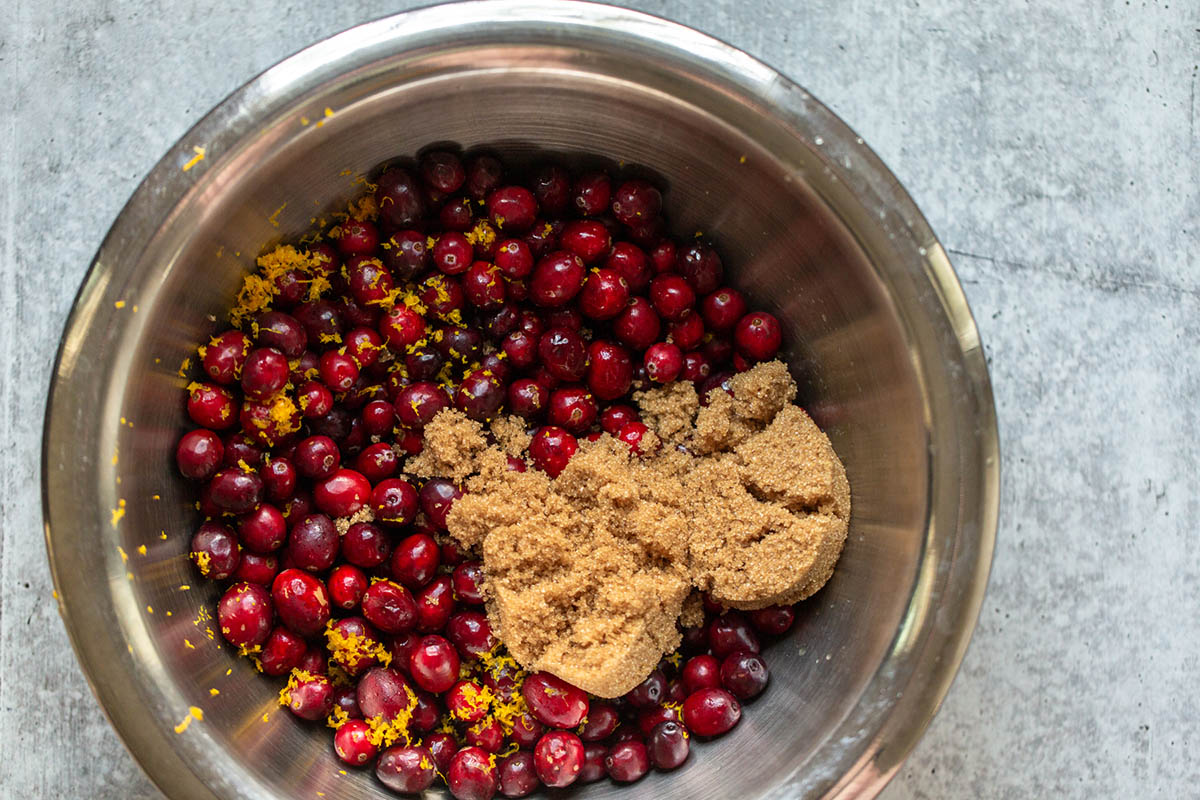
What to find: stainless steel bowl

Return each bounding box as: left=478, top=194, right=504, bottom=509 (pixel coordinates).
left=43, top=2, right=998, bottom=798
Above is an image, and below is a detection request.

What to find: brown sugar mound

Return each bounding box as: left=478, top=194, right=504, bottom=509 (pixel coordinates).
left=427, top=361, right=850, bottom=697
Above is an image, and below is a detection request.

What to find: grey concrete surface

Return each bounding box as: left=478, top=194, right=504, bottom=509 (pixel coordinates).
left=2, top=0, right=1197, bottom=797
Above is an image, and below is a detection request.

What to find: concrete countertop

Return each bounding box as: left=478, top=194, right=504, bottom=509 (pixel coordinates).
left=2, top=0, right=1196, bottom=797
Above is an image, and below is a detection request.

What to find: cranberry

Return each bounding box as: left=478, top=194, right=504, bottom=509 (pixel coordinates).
left=295, top=381, right=332, bottom=419
left=345, top=256, right=393, bottom=307
left=387, top=532, right=438, bottom=588
left=682, top=654, right=722, bottom=694
left=383, top=230, right=430, bottom=279
left=293, top=435, right=339, bottom=481
left=419, top=274, right=466, bottom=321
left=487, top=186, right=537, bottom=231
left=451, top=562, right=486, bottom=605
left=605, top=739, right=650, bottom=782
left=271, top=568, right=331, bottom=636
left=649, top=274, right=696, bottom=322
left=530, top=163, right=569, bottom=214
left=328, top=564, right=368, bottom=610
left=748, top=604, right=796, bottom=636
left=648, top=720, right=690, bottom=770
left=441, top=198, right=474, bottom=232
left=287, top=513, right=338, bottom=571
left=236, top=347, right=287, bottom=400
left=529, top=252, right=586, bottom=307
left=616, top=421, right=655, bottom=456
left=376, top=167, right=426, bottom=228
left=643, top=342, right=684, bottom=383
left=403, top=344, right=443, bottom=382
left=233, top=551, right=278, bottom=585
left=371, top=477, right=418, bottom=527
left=336, top=521, right=387, bottom=568
left=337, top=218, right=379, bottom=255
left=604, top=242, right=651, bottom=292
left=317, top=351, right=357, bottom=393
left=448, top=746, right=499, bottom=800
left=395, top=382, right=451, bottom=428
left=497, top=751, right=539, bottom=798
left=207, top=468, right=263, bottom=513
left=734, top=310, right=782, bottom=361
left=326, top=616, right=384, bottom=675
left=537, top=327, right=588, bottom=382
left=522, top=672, right=588, bottom=729
left=510, top=712, right=544, bottom=749
left=533, top=731, right=584, bottom=788
left=681, top=350, right=712, bottom=383
left=190, top=521, right=241, bottom=580
left=217, top=582, right=273, bottom=648
left=637, top=703, right=683, bottom=737
left=547, top=386, right=597, bottom=435
left=675, top=242, right=724, bottom=295
left=528, top=426, right=577, bottom=477
left=599, top=404, right=638, bottom=435
left=720, top=651, right=770, bottom=700
left=427, top=733, right=458, bottom=773
left=579, top=743, right=608, bottom=783
left=444, top=680, right=492, bottom=725
left=571, top=172, right=611, bottom=216
left=415, top=575, right=456, bottom=631
left=709, top=611, right=761, bottom=657
left=202, top=330, right=251, bottom=384
left=456, top=370, right=505, bottom=421
left=611, top=179, right=661, bottom=226
left=356, top=666, right=413, bottom=717
left=261, top=457, right=297, bottom=503
left=345, top=328, right=385, bottom=369
left=294, top=300, right=342, bottom=343
left=296, top=648, right=327, bottom=677
left=494, top=238, right=534, bottom=279
left=699, top=286, right=746, bottom=332
left=187, top=382, right=237, bottom=430
left=285, top=672, right=334, bottom=721
left=377, top=305, right=425, bottom=352
left=419, top=479, right=462, bottom=529
left=576, top=270, right=627, bottom=321
left=507, top=379, right=546, bottom=419
left=260, top=626, right=306, bottom=676
left=314, top=468, right=371, bottom=517
left=432, top=232, right=472, bottom=275
left=499, top=330, right=535, bottom=369
left=418, top=150, right=466, bottom=193
left=624, top=669, right=668, bottom=709
left=407, top=634, right=459, bottom=693
left=682, top=687, right=741, bottom=736
left=557, top=220, right=609, bottom=266
left=446, top=611, right=495, bottom=660
left=579, top=701, right=619, bottom=741
left=353, top=442, right=397, bottom=484
left=438, top=325, right=483, bottom=362
left=176, top=429, right=223, bottom=480
left=464, top=153, right=503, bottom=197
left=614, top=297, right=661, bottom=350
left=544, top=307, right=583, bottom=331
left=220, top=432, right=263, bottom=469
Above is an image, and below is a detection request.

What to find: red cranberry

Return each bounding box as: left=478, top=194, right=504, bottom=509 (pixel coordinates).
left=465, top=154, right=504, bottom=198
left=419, top=274, right=466, bottom=321
left=676, top=242, right=724, bottom=294
left=340, top=296, right=380, bottom=330
left=202, top=330, right=250, bottom=384
left=415, top=575, right=456, bottom=631
left=599, top=404, right=639, bottom=435
left=287, top=513, right=339, bottom=571
left=355, top=667, right=413, bottom=728
left=649, top=274, right=696, bottom=322
left=617, top=422, right=656, bottom=456
left=495, top=238, right=534, bottom=279
left=681, top=350, right=712, bottom=383
left=614, top=297, right=661, bottom=350
left=522, top=672, right=589, bottom=729
left=395, top=382, right=451, bottom=428
left=293, top=435, right=340, bottom=481
left=296, top=381, right=333, bottom=419
left=260, top=457, right=297, bottom=503
left=578, top=269, right=628, bottom=320
left=346, top=256, right=393, bottom=307
left=446, top=611, right=495, bottom=660
left=510, top=712, right=544, bottom=749
left=318, top=351, right=358, bottom=393
left=378, top=305, right=426, bottom=351
left=537, top=327, right=588, bottom=382
left=734, top=310, right=782, bottom=361
left=375, top=167, right=426, bottom=228
left=637, top=703, right=683, bottom=736
left=438, top=325, right=483, bottom=362
left=313, top=468, right=370, bottom=517
left=260, top=626, right=306, bottom=676
left=390, top=532, right=440, bottom=588
left=498, top=751, right=539, bottom=798
left=207, top=468, right=263, bottom=513
left=748, top=604, right=796, bottom=636
left=534, top=731, right=584, bottom=788
left=501, top=330, right=538, bottom=369
left=440, top=198, right=475, bottom=232
left=667, top=310, right=705, bottom=351
left=187, top=382, right=237, bottom=430
left=409, top=634, right=459, bottom=693
left=571, top=172, right=611, bottom=216
left=360, top=580, right=416, bottom=635
left=337, top=218, right=379, bottom=255
left=544, top=307, right=583, bottom=332
left=329, top=718, right=377, bottom=767
left=625, top=669, right=667, bottom=709
left=579, top=701, right=619, bottom=741
left=682, top=687, right=741, bottom=736
left=383, top=230, right=430, bottom=280
left=190, top=521, right=240, bottom=580
left=427, top=733, right=458, bottom=774
left=327, top=617, right=384, bottom=675
left=605, top=242, right=651, bottom=292
left=346, top=328, right=385, bottom=368
left=433, top=232, right=473, bottom=275
left=720, top=651, right=769, bottom=700
left=176, top=429, right=223, bottom=480
left=371, top=477, right=418, bottom=527
left=461, top=261, right=504, bottom=309
left=560, top=220, right=612, bottom=265
left=507, top=379, right=546, bottom=419
left=239, top=347, right=289, bottom=400
left=419, top=479, right=462, bottom=529
left=528, top=426, right=577, bottom=478
left=353, top=442, right=398, bottom=483
left=296, top=648, right=327, bottom=676
left=220, top=432, right=263, bottom=469
left=339, top=521, right=390, bottom=568
left=420, top=150, right=466, bottom=193
left=709, top=611, right=761, bottom=657
left=375, top=743, right=437, bottom=791
left=285, top=671, right=334, bottom=720
left=682, top=654, right=722, bottom=694
left=605, top=739, right=650, bottom=783
left=487, top=185, right=538, bottom=231
left=611, top=179, right=661, bottom=226
left=448, top=746, right=499, bottom=800
left=328, top=564, right=368, bottom=610
left=547, top=386, right=598, bottom=435
left=233, top=551, right=278, bottom=585
left=456, top=370, right=504, bottom=421
left=579, top=743, right=608, bottom=783
left=451, top=562, right=486, bottom=605
left=644, top=342, right=683, bottom=383
left=648, top=720, right=690, bottom=770
left=483, top=303, right=521, bottom=341
left=529, top=251, right=586, bottom=307
left=216, top=581, right=274, bottom=651
left=701, top=286, right=747, bottom=332
left=271, top=568, right=331, bottom=636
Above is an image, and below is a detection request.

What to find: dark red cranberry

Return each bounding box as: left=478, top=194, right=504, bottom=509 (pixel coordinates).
left=648, top=720, right=690, bottom=770
left=611, top=179, right=662, bottom=226
left=676, top=242, right=724, bottom=294
left=420, top=150, right=466, bottom=194
left=537, top=327, right=587, bottom=381
left=176, top=429, right=223, bottom=480
left=409, top=634, right=459, bottom=693
left=375, top=743, right=437, bottom=791
left=599, top=404, right=639, bottom=435
left=220, top=432, right=263, bottom=469
left=627, top=217, right=664, bottom=247
left=376, top=167, right=426, bottom=228
left=682, top=687, right=741, bottom=736
left=340, top=521, right=391, bottom=568
left=292, top=435, right=339, bottom=481
left=389, top=532, right=439, bottom=588
left=356, top=399, right=392, bottom=438
left=418, top=479, right=462, bottom=529
left=529, top=251, right=586, bottom=308
left=506, top=379, right=546, bottom=419
left=272, top=268, right=307, bottom=306
left=703, top=335, right=734, bottom=366
left=465, top=154, right=504, bottom=199
left=340, top=295, right=380, bottom=329
left=734, top=311, right=783, bottom=361
left=579, top=743, right=608, bottom=783
left=625, top=669, right=668, bottom=709
left=709, top=611, right=761, bottom=657
left=701, top=287, right=747, bottom=332
left=337, top=218, right=379, bottom=255
left=637, top=703, right=683, bottom=736
left=217, top=582, right=273, bottom=648
left=362, top=579, right=417, bottom=635
left=463, top=720, right=504, bottom=752
left=271, top=568, right=331, bottom=636
left=287, top=513, right=339, bottom=572
left=415, top=575, right=456, bottom=631
left=579, top=701, right=619, bottom=741
left=571, top=172, right=611, bottom=216
left=451, top=562, right=486, bottom=605
left=456, top=370, right=505, bottom=421
left=448, top=746, right=499, bottom=800
left=498, top=751, right=539, bottom=798
left=534, top=731, right=584, bottom=788
left=260, top=457, right=297, bottom=503
left=643, top=342, right=684, bottom=383
left=202, top=330, right=251, bottom=384
left=577, top=269, right=628, bottom=320
left=547, top=386, right=597, bottom=435
left=370, top=477, right=418, bottom=527
left=395, top=382, right=451, bottom=428
left=522, top=672, right=589, bottom=729
left=318, top=351, right=359, bottom=393
left=605, top=242, right=651, bottom=292
left=233, top=551, right=278, bottom=585
left=543, top=307, right=583, bottom=332
left=510, top=712, right=544, bottom=749
left=494, top=238, right=534, bottom=279
left=501, top=329, right=537, bottom=369
left=427, top=733, right=458, bottom=774
left=530, top=163, right=570, bottom=215
left=346, top=256, right=394, bottom=307
left=613, top=297, right=661, bottom=350
left=285, top=671, right=334, bottom=720
left=260, top=626, right=306, bottom=676
left=748, top=604, right=796, bottom=636
left=649, top=274, right=696, bottom=322
left=187, top=382, right=237, bottom=430
left=667, top=310, right=705, bottom=350
left=419, top=273, right=466, bottom=321
left=383, top=230, right=430, bottom=280
left=294, top=380, right=332, bottom=419
left=296, top=649, right=328, bottom=676
left=605, top=739, right=649, bottom=783
left=487, top=186, right=538, bottom=231
left=438, top=325, right=484, bottom=362
left=353, top=442, right=397, bottom=484
left=720, top=651, right=770, bottom=699
left=440, top=196, right=475, bottom=231
left=190, top=521, right=241, bottom=580
left=446, top=611, right=495, bottom=660
left=586, top=341, right=633, bottom=401
left=682, top=654, right=722, bottom=693
left=560, top=220, right=612, bottom=265
left=403, top=344, right=443, bottom=382
left=681, top=350, right=712, bottom=383
left=329, top=564, right=369, bottom=610
left=255, top=312, right=307, bottom=358
left=528, top=426, right=577, bottom=478
left=356, top=666, right=412, bottom=722
left=389, top=633, right=420, bottom=673
left=207, top=468, right=263, bottom=513
left=294, top=300, right=342, bottom=343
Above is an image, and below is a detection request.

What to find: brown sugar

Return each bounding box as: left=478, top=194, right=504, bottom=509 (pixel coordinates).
left=423, top=360, right=850, bottom=698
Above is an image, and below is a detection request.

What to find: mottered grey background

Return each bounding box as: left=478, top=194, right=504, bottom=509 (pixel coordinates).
left=2, top=0, right=1198, bottom=796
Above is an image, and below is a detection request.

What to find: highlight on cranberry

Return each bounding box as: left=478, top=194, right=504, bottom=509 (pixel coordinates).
left=175, top=148, right=801, bottom=799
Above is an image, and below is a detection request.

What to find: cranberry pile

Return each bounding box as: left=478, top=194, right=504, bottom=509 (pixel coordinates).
left=176, top=150, right=796, bottom=798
